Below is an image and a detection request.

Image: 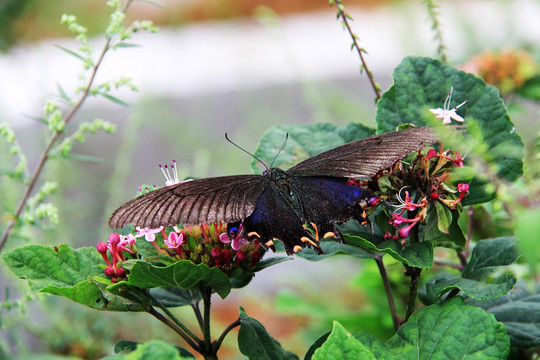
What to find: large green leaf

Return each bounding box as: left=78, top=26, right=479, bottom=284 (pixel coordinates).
left=238, top=307, right=299, bottom=360
left=386, top=297, right=509, bottom=359
left=467, top=282, right=540, bottom=349
left=149, top=287, right=201, bottom=308
left=376, top=56, right=523, bottom=181
left=3, top=244, right=146, bottom=311
left=423, top=237, right=519, bottom=302
left=312, top=322, right=376, bottom=360
left=252, top=122, right=375, bottom=172
left=3, top=244, right=104, bottom=290
left=310, top=298, right=509, bottom=359
left=344, top=234, right=434, bottom=268
left=123, top=260, right=231, bottom=299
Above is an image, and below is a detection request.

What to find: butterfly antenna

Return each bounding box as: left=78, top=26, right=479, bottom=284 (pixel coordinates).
left=224, top=133, right=268, bottom=171
left=270, top=133, right=289, bottom=168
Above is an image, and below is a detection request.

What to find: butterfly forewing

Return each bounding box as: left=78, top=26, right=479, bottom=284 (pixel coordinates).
left=286, top=127, right=436, bottom=178
left=109, top=174, right=267, bottom=229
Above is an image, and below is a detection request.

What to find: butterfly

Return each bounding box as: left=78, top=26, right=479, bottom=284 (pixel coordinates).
left=109, top=127, right=437, bottom=255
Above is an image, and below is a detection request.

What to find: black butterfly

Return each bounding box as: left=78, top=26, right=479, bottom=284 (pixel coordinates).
left=109, top=127, right=436, bottom=255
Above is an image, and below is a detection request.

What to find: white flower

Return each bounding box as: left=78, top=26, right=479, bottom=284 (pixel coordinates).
left=430, top=87, right=468, bottom=125
left=159, top=159, right=180, bottom=186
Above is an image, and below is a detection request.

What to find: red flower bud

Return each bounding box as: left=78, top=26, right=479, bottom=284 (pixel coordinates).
left=109, top=233, right=120, bottom=247
left=115, top=267, right=126, bottom=278
left=430, top=191, right=439, bottom=200
left=211, top=248, right=222, bottom=258
left=426, top=148, right=438, bottom=160
left=250, top=250, right=262, bottom=266
left=236, top=251, right=247, bottom=264
left=104, top=266, right=115, bottom=277
left=96, top=242, right=108, bottom=254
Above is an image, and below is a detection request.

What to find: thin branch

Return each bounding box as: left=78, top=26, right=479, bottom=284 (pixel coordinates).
left=145, top=291, right=202, bottom=344
left=333, top=0, right=381, bottom=101
left=422, top=0, right=448, bottom=64
left=192, top=299, right=205, bottom=333
left=0, top=1, right=135, bottom=252
left=214, top=319, right=241, bottom=352
left=374, top=255, right=401, bottom=331
left=147, top=307, right=202, bottom=352
left=434, top=259, right=463, bottom=270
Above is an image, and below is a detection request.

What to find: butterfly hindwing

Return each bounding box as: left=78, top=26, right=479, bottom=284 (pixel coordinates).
left=287, top=127, right=436, bottom=178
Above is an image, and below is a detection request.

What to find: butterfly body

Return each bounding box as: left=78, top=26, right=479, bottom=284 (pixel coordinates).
left=109, top=127, right=437, bottom=255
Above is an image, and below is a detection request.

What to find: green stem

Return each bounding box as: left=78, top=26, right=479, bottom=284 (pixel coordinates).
left=374, top=255, right=401, bottom=331
left=191, top=292, right=205, bottom=333
left=422, top=0, right=448, bottom=63
left=201, top=287, right=213, bottom=355
left=145, top=291, right=202, bottom=344
left=333, top=0, right=381, bottom=101
left=404, top=266, right=422, bottom=321
left=147, top=306, right=201, bottom=352
left=214, top=319, right=241, bottom=352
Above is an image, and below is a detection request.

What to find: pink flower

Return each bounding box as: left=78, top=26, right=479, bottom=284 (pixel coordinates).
left=219, top=223, right=250, bottom=251
left=164, top=231, right=185, bottom=249
left=135, top=226, right=164, bottom=242
left=398, top=221, right=419, bottom=239
left=430, top=87, right=468, bottom=125
left=392, top=187, right=427, bottom=214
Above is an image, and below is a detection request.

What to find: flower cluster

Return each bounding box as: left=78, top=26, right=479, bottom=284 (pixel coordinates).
left=98, top=221, right=264, bottom=281
left=96, top=233, right=136, bottom=282
left=371, top=144, right=470, bottom=245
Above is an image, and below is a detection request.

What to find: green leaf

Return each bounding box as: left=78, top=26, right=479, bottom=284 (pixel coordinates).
left=467, top=282, right=540, bottom=349
left=462, top=237, right=520, bottom=279
left=434, top=200, right=452, bottom=234
left=517, top=74, right=540, bottom=100
left=149, top=287, right=201, bottom=307
left=99, top=92, right=130, bottom=106
left=251, top=256, right=292, bottom=272
left=344, top=234, right=434, bottom=268
left=312, top=322, right=376, bottom=360
left=386, top=297, right=509, bottom=359
left=304, top=332, right=330, bottom=360
left=298, top=239, right=372, bottom=261
left=103, top=340, right=192, bottom=359
left=353, top=332, right=402, bottom=360
left=461, top=177, right=496, bottom=206
left=424, top=272, right=516, bottom=304
left=3, top=244, right=104, bottom=291
left=54, top=44, right=86, bottom=61
left=123, top=260, right=231, bottom=299
left=376, top=56, right=524, bottom=181
left=57, top=83, right=72, bottom=103
left=114, top=340, right=195, bottom=359
left=424, top=206, right=466, bottom=249
left=424, top=237, right=519, bottom=302
left=238, top=307, right=299, bottom=360
left=252, top=122, right=375, bottom=173
left=2, top=244, right=145, bottom=311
